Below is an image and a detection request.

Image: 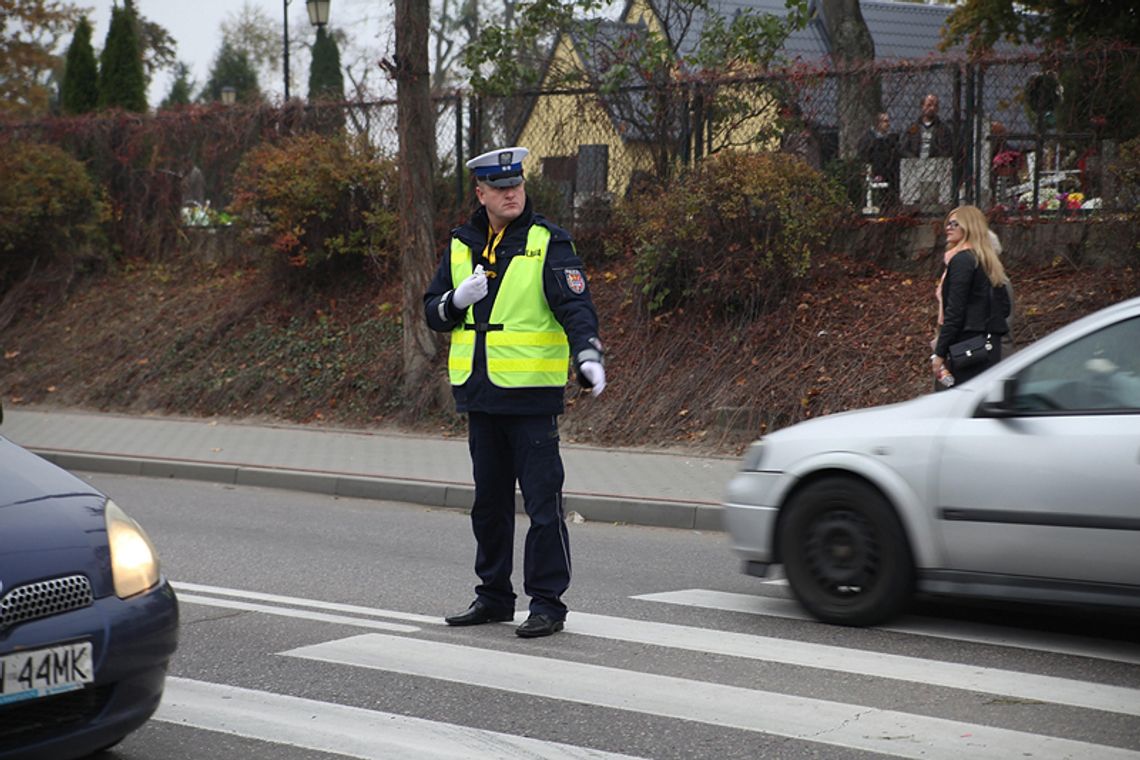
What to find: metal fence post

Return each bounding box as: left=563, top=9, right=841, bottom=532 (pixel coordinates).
left=467, top=94, right=482, bottom=165
left=692, top=86, right=704, bottom=164
left=455, top=94, right=464, bottom=211
left=964, top=62, right=976, bottom=205
left=680, top=83, right=692, bottom=168
left=974, top=64, right=986, bottom=205
left=952, top=64, right=963, bottom=207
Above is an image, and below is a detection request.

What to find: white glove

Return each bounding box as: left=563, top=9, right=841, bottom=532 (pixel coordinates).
left=579, top=361, right=606, bottom=397
left=452, top=264, right=487, bottom=309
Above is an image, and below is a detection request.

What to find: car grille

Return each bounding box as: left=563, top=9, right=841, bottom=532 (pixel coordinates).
left=0, top=685, right=113, bottom=747
left=0, top=574, right=94, bottom=631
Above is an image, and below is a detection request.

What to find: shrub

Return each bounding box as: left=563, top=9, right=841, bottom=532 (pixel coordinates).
left=613, top=150, right=850, bottom=317
left=0, top=139, right=107, bottom=292
left=823, top=156, right=866, bottom=210
left=229, top=133, right=399, bottom=271
left=523, top=173, right=573, bottom=227
left=1111, top=135, right=1140, bottom=208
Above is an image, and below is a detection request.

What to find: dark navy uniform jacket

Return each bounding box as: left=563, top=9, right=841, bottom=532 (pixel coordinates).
left=423, top=199, right=601, bottom=416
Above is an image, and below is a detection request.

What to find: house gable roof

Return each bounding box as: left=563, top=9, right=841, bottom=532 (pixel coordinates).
left=619, top=0, right=961, bottom=64
left=510, top=18, right=659, bottom=145
left=849, top=0, right=960, bottom=60
left=517, top=0, right=1022, bottom=147
left=567, top=20, right=664, bottom=141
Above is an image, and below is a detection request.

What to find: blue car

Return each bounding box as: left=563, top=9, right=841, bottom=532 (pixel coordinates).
left=0, top=410, right=178, bottom=759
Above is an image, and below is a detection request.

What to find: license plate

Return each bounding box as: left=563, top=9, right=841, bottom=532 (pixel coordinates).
left=0, top=642, right=93, bottom=705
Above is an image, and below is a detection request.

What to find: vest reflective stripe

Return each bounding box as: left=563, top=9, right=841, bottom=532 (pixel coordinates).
left=448, top=226, right=569, bottom=388
left=447, top=239, right=476, bottom=383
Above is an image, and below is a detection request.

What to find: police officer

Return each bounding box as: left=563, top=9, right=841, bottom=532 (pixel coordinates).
left=424, top=146, right=605, bottom=638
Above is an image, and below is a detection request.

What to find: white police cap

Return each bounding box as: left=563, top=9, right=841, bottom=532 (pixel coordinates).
left=466, top=146, right=528, bottom=188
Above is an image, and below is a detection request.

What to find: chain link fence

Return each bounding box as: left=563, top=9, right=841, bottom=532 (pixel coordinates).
left=2, top=45, right=1137, bottom=262
left=469, top=46, right=1140, bottom=222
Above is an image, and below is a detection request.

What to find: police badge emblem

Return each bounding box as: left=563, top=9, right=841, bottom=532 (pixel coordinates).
left=564, top=269, right=586, bottom=294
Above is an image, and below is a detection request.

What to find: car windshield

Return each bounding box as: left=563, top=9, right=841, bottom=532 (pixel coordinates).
left=1014, top=315, right=1140, bottom=412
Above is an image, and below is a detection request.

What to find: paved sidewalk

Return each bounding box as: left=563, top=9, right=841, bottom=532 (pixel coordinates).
left=1, top=408, right=739, bottom=531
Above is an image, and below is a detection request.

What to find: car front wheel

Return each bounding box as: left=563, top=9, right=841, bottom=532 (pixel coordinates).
left=779, top=476, right=914, bottom=626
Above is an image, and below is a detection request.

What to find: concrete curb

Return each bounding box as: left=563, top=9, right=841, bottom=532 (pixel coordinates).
left=33, top=449, right=724, bottom=532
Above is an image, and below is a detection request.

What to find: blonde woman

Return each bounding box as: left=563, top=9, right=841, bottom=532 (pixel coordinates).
left=931, top=206, right=1011, bottom=388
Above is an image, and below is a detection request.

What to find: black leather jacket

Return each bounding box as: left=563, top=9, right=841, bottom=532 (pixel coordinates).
left=934, top=249, right=1010, bottom=359
left=900, top=116, right=954, bottom=159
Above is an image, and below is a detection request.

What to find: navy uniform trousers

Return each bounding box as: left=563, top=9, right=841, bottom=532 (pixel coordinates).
left=468, top=411, right=571, bottom=621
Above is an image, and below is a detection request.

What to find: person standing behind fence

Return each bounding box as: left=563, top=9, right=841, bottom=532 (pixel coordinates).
left=423, top=146, right=606, bottom=639
left=901, top=94, right=954, bottom=159
left=858, top=112, right=900, bottom=207
left=931, top=205, right=1011, bottom=389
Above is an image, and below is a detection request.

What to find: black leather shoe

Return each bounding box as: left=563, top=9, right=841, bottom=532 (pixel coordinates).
left=444, top=600, right=514, bottom=626
left=515, top=613, right=564, bottom=638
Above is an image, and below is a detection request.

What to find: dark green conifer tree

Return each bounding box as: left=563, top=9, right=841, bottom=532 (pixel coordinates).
left=202, top=42, right=261, bottom=103
left=307, top=26, right=344, bottom=102
left=61, top=17, right=99, bottom=114
left=98, top=4, right=147, bottom=111
left=161, top=62, right=193, bottom=108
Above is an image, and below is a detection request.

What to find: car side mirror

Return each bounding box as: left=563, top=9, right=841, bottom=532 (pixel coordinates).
left=976, top=377, right=1019, bottom=418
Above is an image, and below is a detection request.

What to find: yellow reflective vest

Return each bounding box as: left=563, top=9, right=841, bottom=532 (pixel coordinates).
left=448, top=225, right=570, bottom=388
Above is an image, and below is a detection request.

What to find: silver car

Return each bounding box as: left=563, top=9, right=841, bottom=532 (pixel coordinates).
left=723, top=296, right=1140, bottom=626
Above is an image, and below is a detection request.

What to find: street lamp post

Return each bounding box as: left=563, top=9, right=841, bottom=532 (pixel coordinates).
left=283, top=0, right=331, bottom=101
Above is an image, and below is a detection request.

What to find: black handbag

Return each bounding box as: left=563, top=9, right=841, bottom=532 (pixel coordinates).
left=946, top=257, right=1000, bottom=372
left=948, top=332, right=993, bottom=370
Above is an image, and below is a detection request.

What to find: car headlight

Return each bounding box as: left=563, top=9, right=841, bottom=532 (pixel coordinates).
left=739, top=440, right=767, bottom=472
left=105, top=500, right=162, bottom=599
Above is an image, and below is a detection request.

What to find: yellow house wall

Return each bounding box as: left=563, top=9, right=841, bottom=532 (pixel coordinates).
left=705, top=87, right=782, bottom=153
left=621, top=0, right=665, bottom=34
left=516, top=34, right=656, bottom=196
left=517, top=2, right=786, bottom=194
left=619, top=0, right=782, bottom=154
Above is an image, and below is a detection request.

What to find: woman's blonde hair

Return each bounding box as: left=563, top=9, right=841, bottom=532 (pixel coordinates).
left=946, top=205, right=1007, bottom=286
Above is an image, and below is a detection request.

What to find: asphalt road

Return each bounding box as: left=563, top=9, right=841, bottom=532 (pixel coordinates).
left=89, top=472, right=1140, bottom=760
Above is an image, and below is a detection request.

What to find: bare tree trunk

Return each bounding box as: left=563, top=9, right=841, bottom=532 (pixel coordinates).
left=821, top=0, right=878, bottom=160
left=393, top=0, right=442, bottom=413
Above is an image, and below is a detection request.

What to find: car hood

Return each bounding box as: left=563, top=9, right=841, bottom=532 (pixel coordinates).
left=0, top=436, right=112, bottom=596
left=767, top=389, right=965, bottom=446
left=0, top=436, right=102, bottom=508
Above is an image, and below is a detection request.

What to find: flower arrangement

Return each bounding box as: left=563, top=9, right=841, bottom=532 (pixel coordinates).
left=180, top=200, right=234, bottom=227
left=992, top=149, right=1021, bottom=170
left=1016, top=188, right=1098, bottom=212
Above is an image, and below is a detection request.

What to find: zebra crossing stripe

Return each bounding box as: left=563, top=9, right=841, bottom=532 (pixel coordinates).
left=173, top=581, right=444, bottom=625
left=634, top=589, right=1140, bottom=665
left=157, top=677, right=647, bottom=760
left=177, top=585, right=1138, bottom=718
left=284, top=633, right=1140, bottom=760
left=566, top=611, right=1140, bottom=717
left=174, top=593, right=422, bottom=633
